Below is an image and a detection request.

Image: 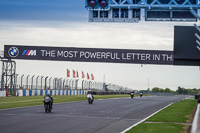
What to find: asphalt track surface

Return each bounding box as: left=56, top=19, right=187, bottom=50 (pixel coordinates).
left=0, top=96, right=187, bottom=133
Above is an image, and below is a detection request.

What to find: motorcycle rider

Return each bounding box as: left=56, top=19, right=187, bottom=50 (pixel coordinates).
left=140, top=91, right=143, bottom=97
left=130, top=91, right=134, bottom=98
left=87, top=90, right=94, bottom=102
left=44, top=94, right=54, bottom=109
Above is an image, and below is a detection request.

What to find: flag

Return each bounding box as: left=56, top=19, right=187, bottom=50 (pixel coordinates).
left=87, top=73, right=90, bottom=80
left=91, top=73, right=94, bottom=80
left=67, top=69, right=70, bottom=77
left=76, top=70, right=79, bottom=78
left=82, top=71, right=85, bottom=78
left=73, top=70, right=76, bottom=78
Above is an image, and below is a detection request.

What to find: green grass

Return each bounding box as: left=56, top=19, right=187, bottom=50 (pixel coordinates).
left=147, top=99, right=196, bottom=123
left=0, top=94, right=130, bottom=109
left=126, top=123, right=184, bottom=133
left=126, top=99, right=197, bottom=133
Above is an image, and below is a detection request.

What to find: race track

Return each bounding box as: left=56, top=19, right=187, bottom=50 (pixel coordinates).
left=0, top=95, right=187, bottom=133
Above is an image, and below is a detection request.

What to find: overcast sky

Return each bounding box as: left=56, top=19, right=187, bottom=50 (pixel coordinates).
left=0, top=0, right=200, bottom=91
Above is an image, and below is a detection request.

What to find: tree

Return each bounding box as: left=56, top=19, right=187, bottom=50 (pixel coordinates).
left=160, top=89, right=164, bottom=93
left=177, top=86, right=184, bottom=94
left=164, top=88, right=170, bottom=93
left=170, top=90, right=176, bottom=94
left=152, top=87, right=160, bottom=92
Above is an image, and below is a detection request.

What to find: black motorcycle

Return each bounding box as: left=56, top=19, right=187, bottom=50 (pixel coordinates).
left=140, top=93, right=143, bottom=97
left=130, top=92, right=134, bottom=99
left=87, top=94, right=94, bottom=104
left=88, top=97, right=93, bottom=104
left=43, top=96, right=52, bottom=113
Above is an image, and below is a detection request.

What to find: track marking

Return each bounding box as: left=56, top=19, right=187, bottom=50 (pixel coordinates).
left=120, top=102, right=174, bottom=133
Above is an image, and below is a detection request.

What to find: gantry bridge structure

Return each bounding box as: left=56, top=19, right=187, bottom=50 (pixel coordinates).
left=85, top=0, right=200, bottom=22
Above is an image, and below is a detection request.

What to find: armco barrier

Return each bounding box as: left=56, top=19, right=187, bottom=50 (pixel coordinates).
left=17, top=89, right=87, bottom=97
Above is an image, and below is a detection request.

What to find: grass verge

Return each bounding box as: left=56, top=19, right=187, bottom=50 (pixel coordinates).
left=126, top=123, right=184, bottom=133
left=0, top=94, right=130, bottom=109
left=126, top=99, right=197, bottom=133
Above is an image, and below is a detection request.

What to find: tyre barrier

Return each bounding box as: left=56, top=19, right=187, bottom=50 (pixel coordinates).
left=17, top=89, right=88, bottom=97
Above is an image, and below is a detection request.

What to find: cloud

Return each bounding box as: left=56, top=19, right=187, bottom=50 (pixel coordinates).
left=0, top=20, right=199, bottom=90
left=0, top=21, right=175, bottom=50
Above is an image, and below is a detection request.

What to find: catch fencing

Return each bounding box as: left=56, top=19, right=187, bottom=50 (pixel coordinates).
left=0, top=73, right=131, bottom=97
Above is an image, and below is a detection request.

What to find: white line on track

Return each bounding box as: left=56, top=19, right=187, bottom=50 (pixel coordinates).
left=120, top=102, right=174, bottom=133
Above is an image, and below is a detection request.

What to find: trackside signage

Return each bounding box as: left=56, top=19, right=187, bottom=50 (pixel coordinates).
left=4, top=45, right=173, bottom=65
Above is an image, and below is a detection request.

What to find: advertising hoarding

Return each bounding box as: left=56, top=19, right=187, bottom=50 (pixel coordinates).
left=4, top=45, right=173, bottom=65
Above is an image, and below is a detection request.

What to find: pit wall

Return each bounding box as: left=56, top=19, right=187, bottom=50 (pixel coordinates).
left=17, top=89, right=88, bottom=97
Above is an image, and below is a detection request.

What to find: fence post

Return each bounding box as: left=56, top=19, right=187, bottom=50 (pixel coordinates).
left=20, top=74, right=24, bottom=88
left=31, top=75, right=35, bottom=90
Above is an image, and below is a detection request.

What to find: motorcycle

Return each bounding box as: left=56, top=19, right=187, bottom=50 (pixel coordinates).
left=140, top=93, right=143, bottom=97
left=43, top=96, right=52, bottom=113
left=87, top=94, right=93, bottom=104
left=88, top=97, right=93, bottom=104
left=130, top=92, right=134, bottom=99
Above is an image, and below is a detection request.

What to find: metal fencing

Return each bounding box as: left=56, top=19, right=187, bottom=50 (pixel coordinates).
left=12, top=74, right=129, bottom=92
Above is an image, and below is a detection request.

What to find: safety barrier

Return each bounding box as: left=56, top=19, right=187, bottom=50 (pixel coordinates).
left=17, top=89, right=88, bottom=97
left=0, top=91, right=6, bottom=97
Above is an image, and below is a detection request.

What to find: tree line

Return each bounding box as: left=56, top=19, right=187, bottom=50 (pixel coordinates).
left=149, top=86, right=199, bottom=95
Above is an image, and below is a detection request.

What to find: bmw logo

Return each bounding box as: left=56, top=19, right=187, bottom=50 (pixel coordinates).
left=8, top=47, right=19, bottom=57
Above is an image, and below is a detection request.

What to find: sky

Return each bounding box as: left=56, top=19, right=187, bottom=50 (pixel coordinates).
left=0, top=0, right=200, bottom=91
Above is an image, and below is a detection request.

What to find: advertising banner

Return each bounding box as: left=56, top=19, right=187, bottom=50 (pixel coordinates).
left=4, top=45, right=173, bottom=65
